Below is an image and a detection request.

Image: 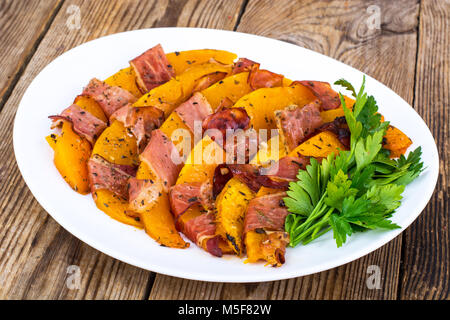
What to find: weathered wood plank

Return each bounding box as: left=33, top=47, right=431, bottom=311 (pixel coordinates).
left=150, top=0, right=420, bottom=300
left=0, top=0, right=63, bottom=109
left=399, top=0, right=449, bottom=300
left=0, top=0, right=244, bottom=299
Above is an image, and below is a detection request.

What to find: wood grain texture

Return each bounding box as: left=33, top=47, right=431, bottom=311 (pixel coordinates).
left=149, top=0, right=420, bottom=300
left=399, top=0, right=449, bottom=300
left=0, top=0, right=63, bottom=109
left=0, top=0, right=244, bottom=299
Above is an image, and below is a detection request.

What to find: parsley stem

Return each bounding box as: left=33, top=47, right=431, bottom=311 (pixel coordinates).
left=293, top=207, right=334, bottom=245
left=303, top=226, right=332, bottom=245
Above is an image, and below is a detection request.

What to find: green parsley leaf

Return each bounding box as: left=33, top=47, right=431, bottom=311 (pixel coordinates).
left=334, top=79, right=357, bottom=97
left=324, top=170, right=358, bottom=211
left=329, top=213, right=353, bottom=247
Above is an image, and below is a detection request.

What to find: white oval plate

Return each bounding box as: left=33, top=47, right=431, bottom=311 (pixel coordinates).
left=14, top=28, right=438, bottom=282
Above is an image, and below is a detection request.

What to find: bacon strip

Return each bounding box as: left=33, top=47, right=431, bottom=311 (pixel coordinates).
left=212, top=155, right=309, bottom=196
left=111, top=105, right=165, bottom=152
left=213, top=164, right=289, bottom=194
left=140, top=129, right=183, bottom=190
left=275, top=101, right=323, bottom=151
left=128, top=177, right=165, bottom=213
left=169, top=182, right=213, bottom=218
left=193, top=71, right=228, bottom=92
left=82, top=78, right=137, bottom=118
left=49, top=104, right=107, bottom=145
left=175, top=92, right=213, bottom=133
left=130, top=44, right=174, bottom=93
left=293, top=80, right=341, bottom=110
left=212, top=164, right=234, bottom=199
left=244, top=192, right=289, bottom=234
left=231, top=58, right=260, bottom=75
left=202, top=107, right=255, bottom=163
left=183, top=213, right=222, bottom=257
left=248, top=69, right=284, bottom=90
left=88, top=154, right=137, bottom=199
left=202, top=107, right=250, bottom=135
left=262, top=156, right=310, bottom=180
left=205, top=236, right=223, bottom=258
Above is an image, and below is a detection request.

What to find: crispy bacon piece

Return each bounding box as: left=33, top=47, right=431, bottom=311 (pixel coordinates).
left=212, top=162, right=296, bottom=197
left=193, top=71, right=228, bottom=92
left=302, top=116, right=351, bottom=149
left=82, top=78, right=137, bottom=118
left=140, top=129, right=183, bottom=190
left=129, top=44, right=174, bottom=93
left=110, top=105, right=165, bottom=152
left=213, top=155, right=308, bottom=197
left=174, top=92, right=213, bottom=133
left=248, top=69, right=284, bottom=90
left=202, top=107, right=250, bottom=135
left=88, top=154, right=137, bottom=199
left=275, top=101, right=323, bottom=151
left=318, top=116, right=350, bottom=149
left=202, top=107, right=256, bottom=163
left=205, top=236, right=223, bottom=258
left=231, top=58, right=260, bottom=74
left=169, top=182, right=213, bottom=218
left=183, top=213, right=222, bottom=257
left=244, top=192, right=289, bottom=234
left=228, top=164, right=290, bottom=192
left=263, top=156, right=310, bottom=180
left=128, top=177, right=165, bottom=213
left=212, top=164, right=234, bottom=199
left=293, top=80, right=341, bottom=110
left=49, top=104, right=107, bottom=145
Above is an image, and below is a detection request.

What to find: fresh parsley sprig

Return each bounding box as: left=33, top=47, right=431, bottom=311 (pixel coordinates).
left=284, top=77, right=424, bottom=248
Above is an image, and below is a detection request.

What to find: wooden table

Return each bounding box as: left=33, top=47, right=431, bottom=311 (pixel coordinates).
left=0, top=0, right=447, bottom=300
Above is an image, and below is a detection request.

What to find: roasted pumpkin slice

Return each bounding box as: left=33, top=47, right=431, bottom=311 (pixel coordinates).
left=245, top=230, right=288, bottom=266
left=45, top=133, right=58, bottom=151
left=383, top=126, right=412, bottom=158
left=73, top=96, right=107, bottom=123
left=94, top=189, right=144, bottom=228
left=250, top=134, right=287, bottom=166
left=134, top=62, right=232, bottom=116
left=49, top=121, right=91, bottom=194
left=166, top=49, right=237, bottom=75
left=289, top=131, right=346, bottom=159
left=216, top=178, right=255, bottom=255
left=175, top=136, right=229, bottom=252
left=233, top=84, right=316, bottom=131
left=104, top=66, right=142, bottom=98
left=139, top=190, right=188, bottom=249
left=201, top=72, right=253, bottom=110
left=319, top=95, right=355, bottom=123
left=255, top=186, right=282, bottom=197
left=176, top=135, right=226, bottom=185
left=159, top=111, right=193, bottom=159
left=92, top=120, right=139, bottom=166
